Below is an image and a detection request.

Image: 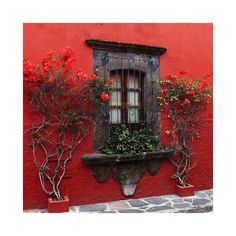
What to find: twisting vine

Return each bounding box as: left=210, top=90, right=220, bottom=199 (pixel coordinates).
left=160, top=71, right=212, bottom=186
left=23, top=48, right=96, bottom=200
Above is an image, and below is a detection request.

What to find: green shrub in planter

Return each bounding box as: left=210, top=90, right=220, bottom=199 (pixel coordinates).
left=101, top=124, right=158, bottom=155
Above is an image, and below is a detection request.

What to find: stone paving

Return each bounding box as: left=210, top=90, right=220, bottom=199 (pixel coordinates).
left=24, top=189, right=213, bottom=213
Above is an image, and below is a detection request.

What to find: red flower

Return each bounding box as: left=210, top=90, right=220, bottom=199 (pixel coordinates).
left=63, top=47, right=74, bottom=59
left=202, top=80, right=209, bottom=88
left=42, top=56, right=51, bottom=67
left=77, top=73, right=83, bottom=78
left=197, top=88, right=203, bottom=93
left=186, top=90, right=195, bottom=95
left=183, top=98, right=190, bottom=105
left=48, top=76, right=54, bottom=82
left=109, top=79, right=113, bottom=85
left=77, top=68, right=83, bottom=73
left=179, top=70, right=187, bottom=75
left=101, top=92, right=109, bottom=101
left=62, top=67, right=69, bottom=73
left=69, top=77, right=75, bottom=82
left=80, top=73, right=89, bottom=81
left=90, top=73, right=96, bottom=79
left=23, top=59, right=37, bottom=80
left=65, top=56, right=76, bottom=68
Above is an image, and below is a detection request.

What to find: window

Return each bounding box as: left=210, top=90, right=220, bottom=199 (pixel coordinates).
left=86, top=39, right=166, bottom=151
left=110, top=69, right=144, bottom=130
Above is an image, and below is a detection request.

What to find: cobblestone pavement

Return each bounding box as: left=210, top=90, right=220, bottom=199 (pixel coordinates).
left=24, top=189, right=213, bottom=213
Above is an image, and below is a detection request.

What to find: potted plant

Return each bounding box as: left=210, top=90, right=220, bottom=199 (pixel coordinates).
left=23, top=48, right=93, bottom=212
left=160, top=70, right=212, bottom=196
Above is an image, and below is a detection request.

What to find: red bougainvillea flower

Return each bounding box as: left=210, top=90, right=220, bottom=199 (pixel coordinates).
left=62, top=66, right=69, bottom=73
left=90, top=73, right=96, bottom=79
left=48, top=76, right=54, bottom=82
left=42, top=55, right=52, bottom=67
left=80, top=73, right=89, bottom=81
left=186, top=90, right=195, bottom=95
left=179, top=70, right=187, bottom=75
left=23, top=59, right=37, bottom=81
left=101, top=92, right=109, bottom=101
left=197, top=87, right=203, bottom=92
left=183, top=98, right=190, bottom=105
left=202, top=80, right=209, bottom=88
left=69, top=77, right=75, bottom=82
left=63, top=47, right=74, bottom=59
left=77, top=68, right=84, bottom=76
left=65, top=56, right=76, bottom=68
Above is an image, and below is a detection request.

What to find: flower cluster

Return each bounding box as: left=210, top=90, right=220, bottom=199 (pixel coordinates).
left=23, top=58, right=40, bottom=82
left=100, top=91, right=109, bottom=101
left=23, top=48, right=93, bottom=201
left=159, top=71, right=212, bottom=113
left=160, top=70, right=213, bottom=187
left=23, top=47, right=115, bottom=116
left=23, top=47, right=91, bottom=84
left=87, top=68, right=113, bottom=104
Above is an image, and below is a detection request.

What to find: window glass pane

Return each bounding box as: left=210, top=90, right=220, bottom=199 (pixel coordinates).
left=128, top=74, right=139, bottom=89
left=128, top=91, right=139, bottom=106
left=110, top=90, right=121, bottom=106
left=111, top=73, right=121, bottom=88
left=109, top=108, right=121, bottom=124
left=128, top=108, right=139, bottom=123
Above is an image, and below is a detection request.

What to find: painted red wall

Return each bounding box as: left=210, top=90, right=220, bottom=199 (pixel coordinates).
left=23, top=23, right=213, bottom=209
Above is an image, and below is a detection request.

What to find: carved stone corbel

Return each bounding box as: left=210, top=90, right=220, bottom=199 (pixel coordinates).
left=82, top=150, right=173, bottom=196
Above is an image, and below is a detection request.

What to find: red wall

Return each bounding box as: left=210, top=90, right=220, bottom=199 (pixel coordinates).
left=23, top=23, right=213, bottom=209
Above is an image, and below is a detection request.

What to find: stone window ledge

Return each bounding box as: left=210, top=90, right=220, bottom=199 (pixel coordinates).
left=82, top=150, right=173, bottom=196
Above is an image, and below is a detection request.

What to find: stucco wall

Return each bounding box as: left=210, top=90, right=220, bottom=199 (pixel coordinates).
left=23, top=23, right=213, bottom=209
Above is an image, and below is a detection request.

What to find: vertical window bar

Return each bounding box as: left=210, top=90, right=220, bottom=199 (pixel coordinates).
left=127, top=58, right=131, bottom=132
left=108, top=57, right=112, bottom=126
left=139, top=60, right=141, bottom=127
left=151, top=64, right=154, bottom=126
left=133, top=61, right=136, bottom=130
left=115, top=58, right=118, bottom=125
left=122, top=58, right=125, bottom=125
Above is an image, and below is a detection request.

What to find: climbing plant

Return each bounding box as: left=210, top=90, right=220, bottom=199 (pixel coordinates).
left=159, top=71, right=213, bottom=186
left=23, top=48, right=96, bottom=200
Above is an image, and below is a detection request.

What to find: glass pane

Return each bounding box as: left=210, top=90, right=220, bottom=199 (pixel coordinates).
left=110, top=90, right=121, bottom=106
left=128, top=108, right=139, bottom=123
left=109, top=108, right=121, bottom=124
left=128, top=91, right=139, bottom=106
left=110, top=73, right=121, bottom=88
left=128, top=74, right=139, bottom=89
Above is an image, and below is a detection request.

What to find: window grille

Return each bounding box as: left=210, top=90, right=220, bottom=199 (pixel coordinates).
left=104, top=55, right=156, bottom=131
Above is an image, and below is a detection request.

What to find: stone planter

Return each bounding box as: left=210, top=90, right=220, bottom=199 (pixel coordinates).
left=175, top=184, right=195, bottom=197
left=82, top=150, right=173, bottom=196
left=48, top=196, right=69, bottom=213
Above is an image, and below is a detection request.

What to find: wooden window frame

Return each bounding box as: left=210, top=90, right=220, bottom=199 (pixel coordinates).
left=109, top=69, right=144, bottom=130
